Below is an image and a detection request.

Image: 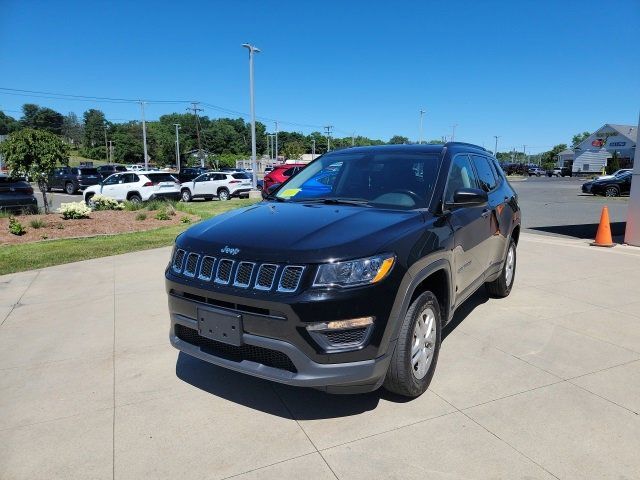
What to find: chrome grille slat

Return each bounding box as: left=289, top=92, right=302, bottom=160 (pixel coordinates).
left=183, top=253, right=199, bottom=277
left=172, top=249, right=186, bottom=273
left=233, top=262, right=255, bottom=288
left=198, top=256, right=216, bottom=281
left=277, top=266, right=305, bottom=293
left=255, top=264, right=278, bottom=291
left=215, top=259, right=234, bottom=285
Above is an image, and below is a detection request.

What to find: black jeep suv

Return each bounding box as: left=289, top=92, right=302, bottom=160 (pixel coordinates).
left=166, top=143, right=521, bottom=397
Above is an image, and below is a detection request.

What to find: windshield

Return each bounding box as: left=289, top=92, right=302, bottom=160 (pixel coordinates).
left=274, top=150, right=440, bottom=209
left=231, top=172, right=250, bottom=179
left=79, top=168, right=99, bottom=175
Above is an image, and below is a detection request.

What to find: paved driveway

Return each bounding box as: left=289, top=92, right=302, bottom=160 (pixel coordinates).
left=1, top=234, right=640, bottom=479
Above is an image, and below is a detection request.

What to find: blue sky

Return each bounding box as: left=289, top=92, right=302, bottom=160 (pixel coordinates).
left=1, top=0, right=639, bottom=153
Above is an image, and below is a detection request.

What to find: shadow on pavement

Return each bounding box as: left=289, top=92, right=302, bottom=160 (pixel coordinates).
left=175, top=289, right=489, bottom=419
left=529, top=221, right=626, bottom=239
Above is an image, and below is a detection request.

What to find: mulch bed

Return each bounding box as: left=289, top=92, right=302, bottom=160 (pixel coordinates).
left=0, top=210, right=198, bottom=245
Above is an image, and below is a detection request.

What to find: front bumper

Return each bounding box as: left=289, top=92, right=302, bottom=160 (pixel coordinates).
left=231, top=188, right=252, bottom=198
left=0, top=195, right=38, bottom=212
left=582, top=183, right=593, bottom=193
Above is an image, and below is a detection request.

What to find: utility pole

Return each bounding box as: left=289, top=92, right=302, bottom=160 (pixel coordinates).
left=108, top=140, right=113, bottom=163
left=265, top=133, right=270, bottom=160
left=494, top=135, right=500, bottom=158
left=103, top=127, right=109, bottom=163
left=187, top=102, right=204, bottom=167
left=139, top=101, right=149, bottom=169
left=451, top=124, right=458, bottom=142
left=351, top=132, right=355, bottom=147
left=173, top=124, right=181, bottom=172
left=324, top=125, right=333, bottom=151
left=274, top=121, right=279, bottom=162
left=311, top=138, right=316, bottom=159
left=419, top=109, right=426, bottom=144
left=242, top=43, right=260, bottom=189
left=523, top=145, right=527, bottom=164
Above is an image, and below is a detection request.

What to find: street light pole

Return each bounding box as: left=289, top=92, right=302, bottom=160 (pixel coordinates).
left=173, top=124, right=181, bottom=172
left=139, top=101, right=149, bottom=170
left=242, top=43, right=260, bottom=189
left=311, top=138, right=316, bottom=159
left=419, top=109, right=425, bottom=144
left=451, top=124, right=458, bottom=142
left=494, top=135, right=500, bottom=158
left=274, top=121, right=279, bottom=163
left=103, top=127, right=109, bottom=163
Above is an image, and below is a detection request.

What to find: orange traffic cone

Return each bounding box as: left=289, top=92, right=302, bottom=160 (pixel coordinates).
left=591, top=206, right=615, bottom=247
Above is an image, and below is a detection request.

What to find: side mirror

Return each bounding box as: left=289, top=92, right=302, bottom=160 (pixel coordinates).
left=262, top=182, right=281, bottom=199
left=447, top=188, right=488, bottom=208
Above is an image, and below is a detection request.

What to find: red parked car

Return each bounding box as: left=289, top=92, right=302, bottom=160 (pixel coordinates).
left=262, top=163, right=306, bottom=192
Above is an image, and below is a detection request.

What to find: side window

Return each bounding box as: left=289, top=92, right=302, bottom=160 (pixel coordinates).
left=283, top=167, right=296, bottom=177
left=194, top=174, right=208, bottom=182
left=444, top=154, right=479, bottom=203
left=122, top=173, right=136, bottom=183
left=471, top=155, right=497, bottom=192
left=490, top=158, right=506, bottom=181
left=103, top=174, right=120, bottom=185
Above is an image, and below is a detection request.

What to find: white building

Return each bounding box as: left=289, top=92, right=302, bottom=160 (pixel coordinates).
left=572, top=124, right=637, bottom=174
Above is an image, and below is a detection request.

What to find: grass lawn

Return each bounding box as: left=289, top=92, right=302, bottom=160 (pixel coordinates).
left=0, top=199, right=258, bottom=275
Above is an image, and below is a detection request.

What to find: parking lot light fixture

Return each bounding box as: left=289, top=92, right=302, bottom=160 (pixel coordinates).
left=242, top=43, right=260, bottom=189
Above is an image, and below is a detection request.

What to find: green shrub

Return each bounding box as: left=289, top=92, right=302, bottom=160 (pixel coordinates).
left=8, top=217, right=26, bottom=236
left=91, top=194, right=124, bottom=211
left=154, top=210, right=170, bottom=221
left=180, top=216, right=191, bottom=224
left=29, top=218, right=46, bottom=229
left=145, top=200, right=163, bottom=211
left=123, top=201, right=144, bottom=211
left=57, top=202, right=91, bottom=219
left=135, top=212, right=147, bottom=221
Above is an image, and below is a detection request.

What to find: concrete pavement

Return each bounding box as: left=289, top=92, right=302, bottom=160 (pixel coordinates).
left=1, top=235, right=640, bottom=479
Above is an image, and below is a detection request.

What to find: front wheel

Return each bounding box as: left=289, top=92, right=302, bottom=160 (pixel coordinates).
left=605, top=186, right=619, bottom=197
left=128, top=194, right=142, bottom=204
left=383, top=291, right=441, bottom=398
left=181, top=189, right=192, bottom=202
left=65, top=182, right=76, bottom=195
left=218, top=188, right=230, bottom=201
left=486, top=238, right=516, bottom=298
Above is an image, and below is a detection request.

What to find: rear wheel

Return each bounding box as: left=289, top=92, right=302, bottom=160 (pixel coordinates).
left=605, top=186, right=619, bottom=197
left=128, top=193, right=142, bottom=203
left=181, top=189, right=192, bottom=202
left=218, top=188, right=230, bottom=201
left=486, top=238, right=516, bottom=298
left=383, top=291, right=441, bottom=398
left=65, top=182, right=76, bottom=195
left=85, top=192, right=95, bottom=207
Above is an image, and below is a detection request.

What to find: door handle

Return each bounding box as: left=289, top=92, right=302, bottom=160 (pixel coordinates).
left=481, top=209, right=491, bottom=218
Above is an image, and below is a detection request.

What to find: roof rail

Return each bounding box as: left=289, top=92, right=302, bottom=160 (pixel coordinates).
left=444, top=141, right=487, bottom=151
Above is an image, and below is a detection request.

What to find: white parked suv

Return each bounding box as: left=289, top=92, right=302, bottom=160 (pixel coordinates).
left=180, top=171, right=252, bottom=202
left=83, top=171, right=181, bottom=204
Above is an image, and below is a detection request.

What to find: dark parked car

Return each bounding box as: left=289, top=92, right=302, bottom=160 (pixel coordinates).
left=0, top=174, right=38, bottom=213
left=97, top=164, right=128, bottom=179
left=177, top=167, right=209, bottom=183
left=582, top=171, right=632, bottom=197
left=166, top=143, right=521, bottom=398
left=48, top=166, right=102, bottom=194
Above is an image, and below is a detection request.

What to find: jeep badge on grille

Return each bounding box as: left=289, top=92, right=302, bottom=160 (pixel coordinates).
left=220, top=246, right=240, bottom=256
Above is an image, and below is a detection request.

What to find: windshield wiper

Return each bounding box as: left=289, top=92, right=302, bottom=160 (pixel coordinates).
left=299, top=197, right=372, bottom=207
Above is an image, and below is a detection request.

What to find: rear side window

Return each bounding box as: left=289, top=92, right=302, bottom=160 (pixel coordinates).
left=146, top=173, right=175, bottom=183
left=445, top=154, right=479, bottom=203
left=79, top=168, right=99, bottom=175
left=115, top=166, right=127, bottom=172
left=471, top=155, right=497, bottom=191
left=231, top=173, right=250, bottom=179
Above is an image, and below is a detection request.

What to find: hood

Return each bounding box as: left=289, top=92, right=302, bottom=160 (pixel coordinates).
left=178, top=201, right=426, bottom=263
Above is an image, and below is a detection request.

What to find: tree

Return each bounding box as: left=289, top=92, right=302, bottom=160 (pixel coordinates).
left=540, top=144, right=568, bottom=170
left=20, top=104, right=64, bottom=135
left=388, top=135, right=409, bottom=144
left=83, top=109, right=107, bottom=149
left=572, top=131, right=590, bottom=148
left=0, top=128, right=68, bottom=213
left=282, top=140, right=306, bottom=159
left=0, top=111, right=20, bottom=135
left=62, top=112, right=84, bottom=145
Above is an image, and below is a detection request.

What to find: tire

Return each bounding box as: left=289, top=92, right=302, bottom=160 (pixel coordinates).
left=85, top=192, right=95, bottom=207
left=181, top=189, right=192, bottom=202
left=383, top=291, right=441, bottom=398
left=218, top=188, right=230, bottom=201
left=65, top=182, right=76, bottom=195
left=128, top=193, right=142, bottom=203
left=486, top=238, right=517, bottom=298
left=605, top=186, right=619, bottom=197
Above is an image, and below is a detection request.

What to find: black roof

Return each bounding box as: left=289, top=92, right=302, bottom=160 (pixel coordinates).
left=328, top=142, right=489, bottom=156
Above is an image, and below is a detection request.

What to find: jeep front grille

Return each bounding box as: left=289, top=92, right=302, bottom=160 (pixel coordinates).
left=183, top=253, right=199, bottom=277
left=172, top=249, right=186, bottom=273
left=215, top=259, right=234, bottom=284
left=171, top=249, right=305, bottom=293
left=278, top=266, right=305, bottom=292
left=233, top=262, right=255, bottom=288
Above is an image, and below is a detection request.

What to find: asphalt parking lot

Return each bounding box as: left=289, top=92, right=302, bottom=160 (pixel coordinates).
left=2, top=233, right=640, bottom=479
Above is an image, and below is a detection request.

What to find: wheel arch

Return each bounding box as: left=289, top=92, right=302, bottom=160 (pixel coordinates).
left=126, top=190, right=142, bottom=200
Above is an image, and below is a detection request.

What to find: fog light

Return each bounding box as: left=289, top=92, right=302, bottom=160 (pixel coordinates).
left=307, top=316, right=374, bottom=332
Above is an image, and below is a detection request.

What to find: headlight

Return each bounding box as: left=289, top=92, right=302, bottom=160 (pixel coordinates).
left=313, top=253, right=395, bottom=287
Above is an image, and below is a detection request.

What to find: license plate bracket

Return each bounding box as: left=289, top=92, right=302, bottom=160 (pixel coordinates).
left=197, top=307, right=243, bottom=346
